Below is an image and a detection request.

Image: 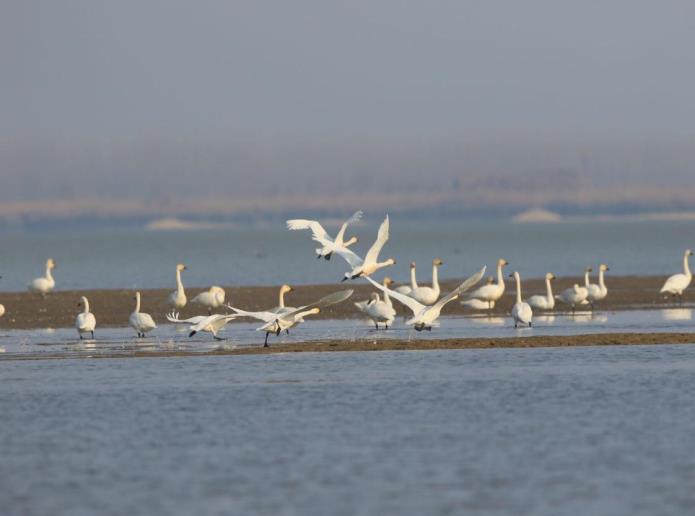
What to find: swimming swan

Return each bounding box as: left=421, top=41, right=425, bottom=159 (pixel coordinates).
left=510, top=271, right=533, bottom=328
left=168, top=263, right=187, bottom=309
left=287, top=211, right=362, bottom=260
left=409, top=258, right=443, bottom=305
left=129, top=291, right=157, bottom=337
left=464, top=258, right=508, bottom=308
left=191, top=286, right=226, bottom=313
left=660, top=249, right=693, bottom=302
left=527, top=273, right=556, bottom=310
left=366, top=267, right=485, bottom=331
left=227, top=289, right=354, bottom=347
left=75, top=296, right=96, bottom=339
left=28, top=258, right=56, bottom=296
left=336, top=215, right=396, bottom=281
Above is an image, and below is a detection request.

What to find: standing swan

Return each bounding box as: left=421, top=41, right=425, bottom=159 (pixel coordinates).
left=75, top=296, right=96, bottom=339
left=129, top=291, right=157, bottom=337
left=660, top=249, right=693, bottom=303
left=28, top=258, right=56, bottom=297
left=355, top=277, right=397, bottom=329
left=556, top=284, right=589, bottom=313
left=526, top=273, right=556, bottom=310
left=463, top=258, right=508, bottom=308
left=287, top=210, right=363, bottom=260
left=586, top=264, right=609, bottom=307
left=510, top=271, right=533, bottom=328
left=168, top=263, right=187, bottom=309
left=337, top=215, right=396, bottom=280
left=409, top=258, right=443, bottom=305
left=0, top=275, right=4, bottom=318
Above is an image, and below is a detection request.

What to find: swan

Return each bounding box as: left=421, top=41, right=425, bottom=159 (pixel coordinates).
left=166, top=312, right=237, bottom=340
left=586, top=264, right=609, bottom=307
left=366, top=266, right=485, bottom=331
left=336, top=215, right=396, bottom=280
left=464, top=258, right=508, bottom=308
left=394, top=262, right=418, bottom=295
left=355, top=277, right=397, bottom=329
left=555, top=283, right=589, bottom=313
left=461, top=277, right=496, bottom=309
left=660, top=249, right=693, bottom=302
left=227, top=289, right=354, bottom=347
left=129, top=291, right=157, bottom=337
left=191, top=286, right=226, bottom=314
left=28, top=258, right=56, bottom=296
left=269, top=284, right=295, bottom=315
left=510, top=271, right=533, bottom=328
left=526, top=273, right=556, bottom=310
left=287, top=210, right=362, bottom=260
left=0, top=275, right=4, bottom=318
left=168, top=263, right=187, bottom=309
left=409, top=258, right=443, bottom=305
left=75, top=296, right=96, bottom=339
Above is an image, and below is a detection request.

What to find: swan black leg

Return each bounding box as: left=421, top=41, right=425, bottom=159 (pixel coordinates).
left=91, top=331, right=94, bottom=339
left=264, top=332, right=270, bottom=347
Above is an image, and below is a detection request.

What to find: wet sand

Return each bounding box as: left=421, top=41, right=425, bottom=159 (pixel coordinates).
left=7, top=332, right=695, bottom=360
left=0, top=274, right=683, bottom=330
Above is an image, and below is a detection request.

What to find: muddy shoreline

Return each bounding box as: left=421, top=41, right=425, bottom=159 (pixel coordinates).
left=0, top=274, right=686, bottom=330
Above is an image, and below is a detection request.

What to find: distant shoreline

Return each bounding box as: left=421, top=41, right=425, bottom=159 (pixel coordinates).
left=0, top=274, right=685, bottom=330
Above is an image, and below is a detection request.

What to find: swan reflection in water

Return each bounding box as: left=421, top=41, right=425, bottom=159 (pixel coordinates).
left=661, top=308, right=693, bottom=321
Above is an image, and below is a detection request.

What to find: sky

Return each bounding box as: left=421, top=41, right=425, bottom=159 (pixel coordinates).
left=2, top=1, right=695, bottom=202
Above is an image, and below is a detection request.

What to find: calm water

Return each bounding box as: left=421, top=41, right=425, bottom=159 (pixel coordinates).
left=0, top=219, right=693, bottom=291
left=0, top=308, right=693, bottom=360
left=2, top=347, right=695, bottom=515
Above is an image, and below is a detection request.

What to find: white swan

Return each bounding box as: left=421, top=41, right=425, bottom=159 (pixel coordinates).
left=0, top=275, right=4, bottom=318
left=227, top=289, right=354, bottom=347
left=191, top=286, right=226, bottom=313
left=168, top=263, right=187, bottom=309
left=269, top=284, right=295, bottom=314
left=355, top=277, right=397, bottom=329
left=555, top=283, right=589, bottom=312
left=461, top=277, right=496, bottom=309
left=510, top=271, right=533, bottom=328
left=366, top=267, right=485, bottom=331
left=28, top=258, right=56, bottom=296
left=527, top=273, right=556, bottom=310
left=75, top=296, right=96, bottom=339
left=464, top=258, right=508, bottom=308
left=394, top=262, right=418, bottom=295
left=166, top=312, right=237, bottom=340
left=129, top=291, right=157, bottom=337
left=586, top=264, right=609, bottom=307
left=660, top=249, right=693, bottom=302
left=287, top=211, right=362, bottom=260
left=336, top=215, right=396, bottom=281
left=409, top=258, right=443, bottom=305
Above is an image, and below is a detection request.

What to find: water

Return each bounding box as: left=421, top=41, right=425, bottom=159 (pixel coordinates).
left=0, top=218, right=693, bottom=291
left=0, top=308, right=692, bottom=360
left=3, top=346, right=695, bottom=515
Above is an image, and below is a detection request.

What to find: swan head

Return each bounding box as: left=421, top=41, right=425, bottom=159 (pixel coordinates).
left=383, top=277, right=394, bottom=287
left=176, top=263, right=187, bottom=272
left=498, top=259, right=509, bottom=268
left=46, top=258, right=56, bottom=269
left=307, top=307, right=321, bottom=316
left=585, top=267, right=593, bottom=273
left=344, top=236, right=359, bottom=246
left=410, top=261, right=416, bottom=269
left=687, top=249, right=694, bottom=257
left=77, top=296, right=88, bottom=308
left=384, top=258, right=396, bottom=266
left=280, top=284, right=294, bottom=294
left=133, top=291, right=141, bottom=301
left=545, top=273, right=556, bottom=281
left=508, top=271, right=521, bottom=280
left=433, top=258, right=443, bottom=266
left=599, top=264, right=609, bottom=272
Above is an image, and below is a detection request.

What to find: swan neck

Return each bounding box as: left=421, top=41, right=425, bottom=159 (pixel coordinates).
left=45, top=266, right=53, bottom=282
left=432, top=264, right=440, bottom=291
left=175, top=269, right=184, bottom=292
left=685, top=254, right=692, bottom=277
left=599, top=269, right=606, bottom=288
left=278, top=288, right=285, bottom=308
left=135, top=293, right=141, bottom=313
left=497, top=264, right=504, bottom=286
left=515, top=275, right=522, bottom=303
left=585, top=272, right=590, bottom=287
left=410, top=266, right=418, bottom=289
left=545, top=278, right=553, bottom=302
left=382, top=283, right=391, bottom=305
left=83, top=298, right=90, bottom=313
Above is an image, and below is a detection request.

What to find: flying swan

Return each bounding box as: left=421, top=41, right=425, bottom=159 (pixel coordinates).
left=287, top=211, right=363, bottom=260
left=335, top=215, right=396, bottom=281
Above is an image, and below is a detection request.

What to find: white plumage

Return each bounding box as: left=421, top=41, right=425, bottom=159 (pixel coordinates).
left=287, top=211, right=362, bottom=260
left=464, top=258, right=508, bottom=308
left=335, top=215, right=396, bottom=281
left=660, top=249, right=693, bottom=301
left=191, top=286, right=226, bottom=313
left=168, top=263, right=187, bottom=309
left=409, top=258, right=443, bottom=305
left=28, top=258, right=56, bottom=296
left=510, top=271, right=533, bottom=328
left=527, top=273, right=556, bottom=310
left=75, top=296, right=96, bottom=339
left=129, top=291, right=157, bottom=337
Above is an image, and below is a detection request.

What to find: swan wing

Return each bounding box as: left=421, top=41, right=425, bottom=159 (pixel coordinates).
left=364, top=215, right=389, bottom=265
left=334, top=247, right=364, bottom=268
left=290, top=289, right=355, bottom=314
left=286, top=219, right=330, bottom=241
left=433, top=267, right=486, bottom=310
left=166, top=312, right=209, bottom=325
left=224, top=306, right=277, bottom=323
left=366, top=276, right=424, bottom=315
left=334, top=210, right=363, bottom=244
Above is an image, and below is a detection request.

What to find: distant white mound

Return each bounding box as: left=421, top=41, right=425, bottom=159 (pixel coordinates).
left=145, top=218, right=231, bottom=231
left=512, top=208, right=562, bottom=223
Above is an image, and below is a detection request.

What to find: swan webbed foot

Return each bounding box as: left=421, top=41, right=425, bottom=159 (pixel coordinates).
left=213, top=335, right=224, bottom=341
left=324, top=253, right=332, bottom=261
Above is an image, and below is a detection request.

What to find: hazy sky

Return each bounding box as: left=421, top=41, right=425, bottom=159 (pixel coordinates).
left=2, top=1, right=695, bottom=200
